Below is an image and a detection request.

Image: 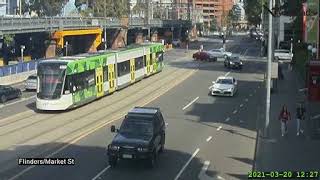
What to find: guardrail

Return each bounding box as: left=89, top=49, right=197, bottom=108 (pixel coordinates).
left=0, top=17, right=192, bottom=35
left=0, top=61, right=38, bottom=77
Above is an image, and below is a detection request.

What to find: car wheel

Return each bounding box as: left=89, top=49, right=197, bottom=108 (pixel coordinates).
left=108, top=156, right=117, bottom=168
left=17, top=91, right=22, bottom=98
left=159, top=134, right=165, bottom=153
left=0, top=95, right=7, bottom=103
left=148, top=150, right=157, bottom=168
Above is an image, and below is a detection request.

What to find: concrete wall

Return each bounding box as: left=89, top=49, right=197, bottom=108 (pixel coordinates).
left=0, top=70, right=36, bottom=85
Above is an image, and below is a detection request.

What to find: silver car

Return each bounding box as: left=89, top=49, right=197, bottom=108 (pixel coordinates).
left=207, top=48, right=232, bottom=59
left=210, top=76, right=237, bottom=97
left=25, top=74, right=37, bottom=91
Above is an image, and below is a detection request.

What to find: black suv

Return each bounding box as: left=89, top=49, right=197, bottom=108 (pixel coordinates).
left=224, top=56, right=243, bottom=69
left=107, top=107, right=166, bottom=168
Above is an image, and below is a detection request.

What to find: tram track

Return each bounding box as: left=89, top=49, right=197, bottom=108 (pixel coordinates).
left=0, top=67, right=190, bottom=150
left=0, top=67, right=178, bottom=133
left=0, top=68, right=196, bottom=175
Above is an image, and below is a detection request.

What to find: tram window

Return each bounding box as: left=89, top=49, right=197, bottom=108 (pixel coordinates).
left=117, top=60, right=130, bottom=76
left=103, top=66, right=108, bottom=82
left=135, top=57, right=144, bottom=70
left=157, top=52, right=164, bottom=62
left=64, top=76, right=71, bottom=94
left=87, top=70, right=95, bottom=87
left=144, top=56, right=147, bottom=66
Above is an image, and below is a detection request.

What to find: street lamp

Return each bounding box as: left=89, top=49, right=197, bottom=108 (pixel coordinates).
left=20, top=45, right=25, bottom=62
left=64, top=41, right=69, bottom=56
left=102, top=38, right=107, bottom=51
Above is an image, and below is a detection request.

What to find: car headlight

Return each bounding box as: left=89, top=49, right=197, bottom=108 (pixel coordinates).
left=137, top=147, right=149, bottom=152
left=230, top=62, right=234, bottom=64
left=240, top=62, right=243, bottom=64
left=109, top=145, right=120, bottom=151
left=226, top=88, right=233, bottom=92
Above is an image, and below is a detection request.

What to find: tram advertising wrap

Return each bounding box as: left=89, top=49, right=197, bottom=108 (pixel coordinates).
left=36, top=43, right=165, bottom=110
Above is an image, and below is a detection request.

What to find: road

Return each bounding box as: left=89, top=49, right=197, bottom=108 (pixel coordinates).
left=0, top=35, right=265, bottom=180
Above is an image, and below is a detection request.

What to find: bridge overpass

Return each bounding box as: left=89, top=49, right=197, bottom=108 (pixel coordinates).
left=0, top=17, right=192, bottom=35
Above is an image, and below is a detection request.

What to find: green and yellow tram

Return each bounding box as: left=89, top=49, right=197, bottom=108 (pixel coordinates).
left=36, top=43, right=165, bottom=110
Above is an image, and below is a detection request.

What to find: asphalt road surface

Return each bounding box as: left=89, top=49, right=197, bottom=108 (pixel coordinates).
left=0, top=35, right=266, bottom=180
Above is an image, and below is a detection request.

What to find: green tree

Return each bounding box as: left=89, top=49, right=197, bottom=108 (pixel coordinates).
left=243, top=0, right=267, bottom=25
left=209, top=18, right=218, bottom=32
left=75, top=0, right=129, bottom=18
left=227, top=5, right=238, bottom=28
left=28, top=0, right=66, bottom=17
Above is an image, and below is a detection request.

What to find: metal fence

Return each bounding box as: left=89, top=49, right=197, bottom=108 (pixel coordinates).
left=0, top=60, right=38, bottom=77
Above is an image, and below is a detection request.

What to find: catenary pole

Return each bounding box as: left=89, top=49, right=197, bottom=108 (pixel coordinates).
left=265, top=0, right=273, bottom=137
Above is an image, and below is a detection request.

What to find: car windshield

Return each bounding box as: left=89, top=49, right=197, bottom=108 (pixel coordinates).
left=119, top=116, right=153, bottom=136
left=216, top=78, right=233, bottom=84
left=28, top=75, right=37, bottom=80
left=275, top=50, right=290, bottom=53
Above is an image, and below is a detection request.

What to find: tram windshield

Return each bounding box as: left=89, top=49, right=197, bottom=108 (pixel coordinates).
left=37, top=62, right=67, bottom=99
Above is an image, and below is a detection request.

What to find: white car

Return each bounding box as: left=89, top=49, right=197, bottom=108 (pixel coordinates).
left=274, top=49, right=293, bottom=61
left=207, top=48, right=232, bottom=59
left=25, top=74, right=37, bottom=91
left=210, top=76, right=237, bottom=96
left=172, top=39, right=181, bottom=47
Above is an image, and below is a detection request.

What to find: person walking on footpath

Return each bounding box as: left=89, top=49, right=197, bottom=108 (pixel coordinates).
left=278, top=105, right=291, bottom=136
left=296, top=102, right=306, bottom=136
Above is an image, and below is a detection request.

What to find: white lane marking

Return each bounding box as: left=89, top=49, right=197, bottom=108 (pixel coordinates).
left=92, top=166, right=111, bottom=180
left=249, top=94, right=253, bottom=97
left=174, top=148, right=200, bottom=180
left=0, top=95, right=36, bottom=109
left=312, top=114, right=320, bottom=119
left=239, top=120, right=244, bottom=123
left=217, top=126, right=222, bottom=131
left=233, top=110, right=238, bottom=114
left=224, top=71, right=231, bottom=77
left=239, top=104, right=244, bottom=108
left=182, top=97, right=199, bottom=110
left=243, top=49, right=249, bottom=56
left=206, top=136, right=212, bottom=142
left=225, top=117, right=230, bottom=122
left=198, top=161, right=213, bottom=180
left=245, top=98, right=249, bottom=102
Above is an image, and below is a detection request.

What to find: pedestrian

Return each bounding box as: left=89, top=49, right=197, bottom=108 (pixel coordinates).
left=278, top=65, right=284, bottom=80
left=296, top=102, right=306, bottom=136
left=278, top=105, right=291, bottom=136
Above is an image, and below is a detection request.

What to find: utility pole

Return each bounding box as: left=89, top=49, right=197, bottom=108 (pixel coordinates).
left=265, top=0, right=273, bottom=138
left=19, top=0, right=22, bottom=16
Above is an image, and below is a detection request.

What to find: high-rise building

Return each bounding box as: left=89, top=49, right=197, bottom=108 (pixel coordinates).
left=0, top=0, right=20, bottom=16
left=194, top=0, right=234, bottom=28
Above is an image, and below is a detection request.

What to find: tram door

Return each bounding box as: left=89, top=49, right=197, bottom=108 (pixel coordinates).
left=130, top=59, right=135, bottom=83
left=146, top=54, right=151, bottom=75
left=152, top=53, right=157, bottom=73
left=108, top=64, right=115, bottom=93
left=95, top=67, right=104, bottom=97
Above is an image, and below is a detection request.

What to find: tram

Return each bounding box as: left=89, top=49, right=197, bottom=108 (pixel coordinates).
left=36, top=43, right=165, bottom=110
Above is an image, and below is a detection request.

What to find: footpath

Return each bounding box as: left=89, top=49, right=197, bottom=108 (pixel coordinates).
left=254, top=62, right=320, bottom=174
